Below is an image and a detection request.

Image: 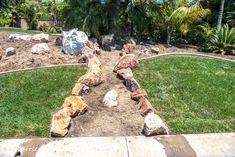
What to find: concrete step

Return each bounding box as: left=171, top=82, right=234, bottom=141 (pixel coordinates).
left=0, top=133, right=234, bottom=157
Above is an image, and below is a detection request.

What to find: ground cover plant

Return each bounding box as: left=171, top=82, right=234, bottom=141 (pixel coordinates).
left=0, top=66, right=86, bottom=138
left=134, top=55, right=235, bottom=134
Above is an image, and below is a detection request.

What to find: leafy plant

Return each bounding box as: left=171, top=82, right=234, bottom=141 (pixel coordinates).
left=205, top=24, right=235, bottom=55
left=19, top=0, right=40, bottom=30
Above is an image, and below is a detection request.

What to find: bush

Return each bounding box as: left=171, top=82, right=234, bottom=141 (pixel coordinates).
left=204, top=24, right=235, bottom=55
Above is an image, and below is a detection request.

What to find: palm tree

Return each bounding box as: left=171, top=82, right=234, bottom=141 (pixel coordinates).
left=162, top=0, right=210, bottom=45
left=216, top=0, right=225, bottom=32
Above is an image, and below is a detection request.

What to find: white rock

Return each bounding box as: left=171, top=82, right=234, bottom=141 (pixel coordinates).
left=31, top=43, right=50, bottom=54
left=138, top=48, right=150, bottom=56
left=103, top=90, right=118, bottom=108
left=9, top=34, right=32, bottom=41
left=144, top=112, right=169, bottom=136
left=151, top=47, right=160, bottom=54
left=5, top=47, right=16, bottom=57
left=19, top=35, right=32, bottom=41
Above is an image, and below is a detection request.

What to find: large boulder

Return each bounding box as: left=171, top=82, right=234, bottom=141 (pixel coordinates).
left=32, top=33, right=49, bottom=42
left=62, top=29, right=88, bottom=55
left=5, top=47, right=16, bottom=57
left=31, top=43, right=50, bottom=54
left=143, top=112, right=169, bottom=136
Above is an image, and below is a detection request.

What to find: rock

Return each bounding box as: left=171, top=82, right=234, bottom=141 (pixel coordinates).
left=89, top=38, right=98, bottom=43
left=55, top=36, right=63, bottom=46
left=32, top=33, right=49, bottom=42
left=78, top=72, right=104, bottom=86
left=0, top=53, right=2, bottom=60
left=50, top=108, right=72, bottom=137
left=138, top=97, right=155, bottom=116
left=71, top=83, right=90, bottom=96
left=63, top=95, right=88, bottom=116
left=62, top=29, right=88, bottom=55
left=124, top=77, right=140, bottom=92
left=9, top=34, right=32, bottom=41
left=20, top=35, right=32, bottom=41
left=138, top=48, right=150, bottom=56
left=9, top=34, right=21, bottom=40
left=144, top=112, right=169, bottom=136
left=101, top=44, right=111, bottom=51
left=85, top=41, right=101, bottom=54
left=5, top=47, right=16, bottom=57
left=131, top=88, right=148, bottom=101
left=77, top=54, right=88, bottom=63
left=151, top=47, right=160, bottom=54
left=113, top=54, right=138, bottom=72
left=117, top=68, right=133, bottom=79
left=121, top=43, right=135, bottom=55
left=99, top=34, right=114, bottom=46
left=31, top=43, right=50, bottom=54
left=115, top=44, right=123, bottom=50
left=103, top=90, right=118, bottom=108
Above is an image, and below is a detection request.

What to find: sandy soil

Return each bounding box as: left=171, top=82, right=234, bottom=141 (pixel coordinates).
left=1, top=32, right=234, bottom=72
left=0, top=32, right=78, bottom=72
left=67, top=51, right=144, bottom=137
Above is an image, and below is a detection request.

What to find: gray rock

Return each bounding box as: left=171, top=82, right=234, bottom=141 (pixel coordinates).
left=151, top=47, right=160, bottom=54
left=100, top=34, right=114, bottom=46
left=62, top=29, right=88, bottom=55
left=5, top=47, right=16, bottom=57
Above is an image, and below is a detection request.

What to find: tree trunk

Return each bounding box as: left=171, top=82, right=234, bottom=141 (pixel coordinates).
left=166, top=26, right=173, bottom=45
left=216, top=0, right=225, bottom=32
left=108, top=0, right=120, bottom=34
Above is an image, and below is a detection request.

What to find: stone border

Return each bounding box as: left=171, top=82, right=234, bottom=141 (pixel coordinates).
left=139, top=52, right=235, bottom=63
left=0, top=63, right=86, bottom=75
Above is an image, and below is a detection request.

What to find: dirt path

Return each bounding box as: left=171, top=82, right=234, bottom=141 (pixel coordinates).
left=67, top=51, right=144, bottom=137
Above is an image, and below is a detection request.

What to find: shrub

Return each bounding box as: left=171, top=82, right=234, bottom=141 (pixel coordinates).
left=205, top=24, right=235, bottom=55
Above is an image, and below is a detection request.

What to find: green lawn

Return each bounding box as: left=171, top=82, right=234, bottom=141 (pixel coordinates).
left=0, top=27, right=59, bottom=37
left=0, top=66, right=86, bottom=138
left=134, top=55, right=235, bottom=134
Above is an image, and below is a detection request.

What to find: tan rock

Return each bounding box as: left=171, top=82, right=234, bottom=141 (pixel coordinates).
left=32, top=33, right=49, bottom=42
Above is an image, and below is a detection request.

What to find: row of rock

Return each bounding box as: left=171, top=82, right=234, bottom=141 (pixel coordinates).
left=9, top=33, right=49, bottom=42
left=113, top=53, right=169, bottom=136
left=50, top=44, right=103, bottom=137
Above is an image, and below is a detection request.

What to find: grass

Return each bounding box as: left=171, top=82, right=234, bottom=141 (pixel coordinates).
left=134, top=55, right=235, bottom=134
left=0, top=27, right=59, bottom=37
left=0, top=66, right=86, bottom=138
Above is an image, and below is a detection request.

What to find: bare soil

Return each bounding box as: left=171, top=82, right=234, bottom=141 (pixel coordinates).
left=0, top=32, right=78, bottom=72
left=67, top=51, right=145, bottom=137
left=1, top=32, right=234, bottom=72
